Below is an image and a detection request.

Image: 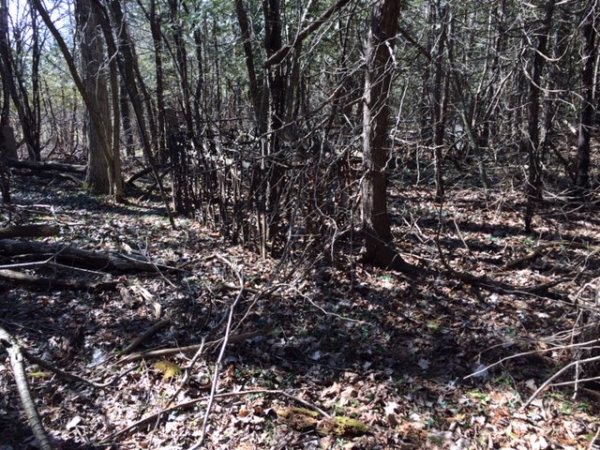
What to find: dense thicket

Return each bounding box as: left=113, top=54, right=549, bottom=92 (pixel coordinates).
left=0, top=0, right=597, bottom=266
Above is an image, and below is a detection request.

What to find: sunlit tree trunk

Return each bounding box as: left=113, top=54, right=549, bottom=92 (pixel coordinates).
left=120, top=79, right=134, bottom=157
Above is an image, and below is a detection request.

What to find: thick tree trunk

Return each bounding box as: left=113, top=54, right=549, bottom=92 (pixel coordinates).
left=32, top=0, right=114, bottom=189
left=76, top=0, right=112, bottom=194
left=361, top=0, right=408, bottom=270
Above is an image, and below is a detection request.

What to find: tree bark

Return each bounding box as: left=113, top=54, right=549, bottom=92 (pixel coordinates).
left=432, top=2, right=450, bottom=202
left=575, top=2, right=595, bottom=191
left=105, top=0, right=175, bottom=228
left=524, top=0, right=555, bottom=232
left=361, top=0, right=408, bottom=270
left=149, top=0, right=166, bottom=160
left=76, top=0, right=112, bottom=194
left=235, top=0, right=262, bottom=128
left=120, top=79, right=134, bottom=157
left=0, top=0, right=37, bottom=160
left=33, top=0, right=117, bottom=195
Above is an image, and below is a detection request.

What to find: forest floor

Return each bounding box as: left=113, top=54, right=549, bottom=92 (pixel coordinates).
left=1, top=167, right=600, bottom=450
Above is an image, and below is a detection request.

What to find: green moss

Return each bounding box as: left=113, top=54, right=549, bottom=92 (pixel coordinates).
left=317, top=416, right=370, bottom=436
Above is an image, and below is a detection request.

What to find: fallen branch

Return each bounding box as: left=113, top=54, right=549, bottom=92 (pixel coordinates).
left=434, top=203, right=566, bottom=296
left=101, top=389, right=325, bottom=443
left=0, top=239, right=176, bottom=272
left=190, top=253, right=245, bottom=450
left=137, top=167, right=172, bottom=202
left=126, top=166, right=153, bottom=186
left=0, top=224, right=60, bottom=239
left=464, top=337, right=600, bottom=380
left=118, top=328, right=269, bottom=364
left=22, top=349, right=134, bottom=389
left=121, top=320, right=171, bottom=355
left=0, top=269, right=117, bottom=291
left=522, top=354, right=600, bottom=410
left=0, top=327, right=52, bottom=450
left=7, top=159, right=86, bottom=173
left=10, top=170, right=83, bottom=185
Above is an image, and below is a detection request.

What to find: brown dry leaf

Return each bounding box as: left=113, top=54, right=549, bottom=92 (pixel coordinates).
left=340, top=386, right=358, bottom=406
left=384, top=401, right=400, bottom=427
left=320, top=382, right=342, bottom=399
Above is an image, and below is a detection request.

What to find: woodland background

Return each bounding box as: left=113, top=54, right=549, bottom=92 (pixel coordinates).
left=0, top=0, right=600, bottom=449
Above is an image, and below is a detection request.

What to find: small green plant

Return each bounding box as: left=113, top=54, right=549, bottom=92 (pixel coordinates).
left=469, top=391, right=490, bottom=404
left=578, top=402, right=590, bottom=413
left=429, top=435, right=443, bottom=446
left=522, top=235, right=536, bottom=248
left=559, top=403, right=573, bottom=415
left=493, top=374, right=515, bottom=388
left=427, top=320, right=440, bottom=330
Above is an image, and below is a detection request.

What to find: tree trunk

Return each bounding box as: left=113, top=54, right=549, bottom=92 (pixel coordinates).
left=168, top=0, right=194, bottom=137
left=432, top=2, right=450, bottom=202
left=106, top=0, right=175, bottom=228
left=575, top=3, right=595, bottom=191
left=0, top=0, right=36, bottom=160
left=76, top=0, right=112, bottom=194
left=149, top=0, right=166, bottom=161
left=235, top=0, right=262, bottom=128
left=361, top=0, right=408, bottom=270
left=524, top=0, right=555, bottom=232
left=120, top=79, right=134, bottom=157
left=32, top=0, right=114, bottom=190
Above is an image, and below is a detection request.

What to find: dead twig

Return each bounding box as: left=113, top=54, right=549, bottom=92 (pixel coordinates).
left=465, top=337, right=600, bottom=380
left=101, top=389, right=328, bottom=443
left=117, top=328, right=269, bottom=364
left=22, top=349, right=135, bottom=388
left=522, top=354, right=600, bottom=410
left=189, top=253, right=245, bottom=450
left=121, top=320, right=171, bottom=355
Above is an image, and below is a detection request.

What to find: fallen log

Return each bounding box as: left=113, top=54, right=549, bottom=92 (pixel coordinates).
left=10, top=170, right=84, bottom=185
left=0, top=239, right=174, bottom=272
left=0, top=269, right=117, bottom=291
left=0, top=224, right=60, bottom=240
left=8, top=159, right=86, bottom=173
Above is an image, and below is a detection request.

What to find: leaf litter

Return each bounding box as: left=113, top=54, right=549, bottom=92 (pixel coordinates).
left=0, top=174, right=599, bottom=449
